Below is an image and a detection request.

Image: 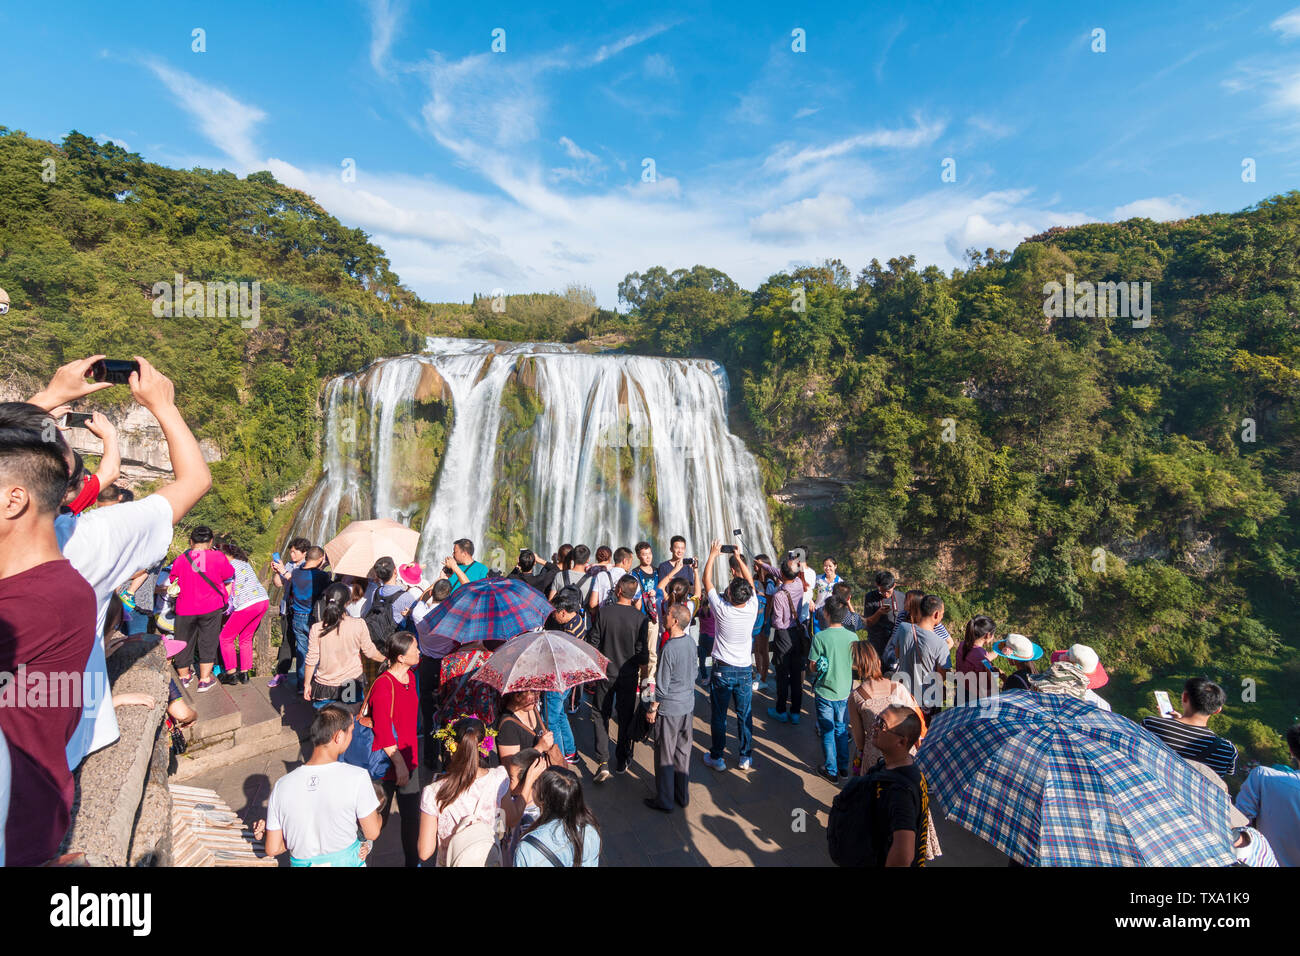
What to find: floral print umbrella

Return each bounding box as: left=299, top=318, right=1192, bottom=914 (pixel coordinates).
left=472, top=629, right=611, bottom=694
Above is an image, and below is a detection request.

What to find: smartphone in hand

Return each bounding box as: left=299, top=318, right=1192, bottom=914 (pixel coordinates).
left=1153, top=690, right=1175, bottom=717
left=61, top=411, right=94, bottom=428
left=90, top=359, right=140, bottom=385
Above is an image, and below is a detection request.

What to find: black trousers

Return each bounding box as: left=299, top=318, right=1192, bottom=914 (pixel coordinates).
left=591, top=674, right=638, bottom=769
left=772, top=636, right=805, bottom=716
left=418, top=654, right=443, bottom=763
left=275, top=611, right=293, bottom=675
left=375, top=774, right=422, bottom=868
left=653, top=710, right=692, bottom=809
left=174, top=609, right=223, bottom=671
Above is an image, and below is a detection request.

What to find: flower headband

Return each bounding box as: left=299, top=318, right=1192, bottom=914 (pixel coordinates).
left=431, top=713, right=497, bottom=758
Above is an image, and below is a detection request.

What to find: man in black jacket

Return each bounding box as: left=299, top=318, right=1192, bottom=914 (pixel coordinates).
left=508, top=549, right=549, bottom=594
left=588, top=575, right=649, bottom=782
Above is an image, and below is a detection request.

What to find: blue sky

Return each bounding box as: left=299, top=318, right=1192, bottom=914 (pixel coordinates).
left=2, top=1, right=1299, bottom=306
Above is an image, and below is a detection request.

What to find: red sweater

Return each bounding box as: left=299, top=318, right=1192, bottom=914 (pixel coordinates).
left=369, top=669, right=418, bottom=780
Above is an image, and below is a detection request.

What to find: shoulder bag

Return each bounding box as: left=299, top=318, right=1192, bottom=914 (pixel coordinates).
left=501, top=711, right=566, bottom=767
left=341, top=672, right=397, bottom=780
left=183, top=550, right=230, bottom=612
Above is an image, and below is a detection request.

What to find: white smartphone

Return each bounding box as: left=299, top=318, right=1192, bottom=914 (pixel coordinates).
left=1153, top=690, right=1175, bottom=717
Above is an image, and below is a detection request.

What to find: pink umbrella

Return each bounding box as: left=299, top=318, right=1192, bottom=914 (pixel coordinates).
left=472, top=630, right=611, bottom=694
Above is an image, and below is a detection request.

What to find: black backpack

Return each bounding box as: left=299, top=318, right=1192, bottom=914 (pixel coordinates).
left=365, top=589, right=400, bottom=654
left=827, top=767, right=912, bottom=867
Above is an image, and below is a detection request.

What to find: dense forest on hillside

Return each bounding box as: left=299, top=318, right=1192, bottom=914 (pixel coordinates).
left=0, top=127, right=424, bottom=541
left=2, top=127, right=1296, bottom=764
left=605, top=208, right=1300, bottom=763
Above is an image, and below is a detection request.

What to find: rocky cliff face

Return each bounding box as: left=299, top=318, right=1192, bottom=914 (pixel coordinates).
left=770, top=475, right=853, bottom=509
left=0, top=385, right=222, bottom=485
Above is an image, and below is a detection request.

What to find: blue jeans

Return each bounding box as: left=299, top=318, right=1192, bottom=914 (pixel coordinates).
left=542, top=690, right=576, bottom=757
left=709, top=663, right=754, bottom=760
left=815, top=695, right=850, bottom=775
left=291, top=610, right=311, bottom=688
left=126, top=609, right=151, bottom=636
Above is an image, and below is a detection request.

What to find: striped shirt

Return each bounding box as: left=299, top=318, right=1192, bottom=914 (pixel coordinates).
left=229, top=559, right=269, bottom=611
left=1141, top=716, right=1239, bottom=777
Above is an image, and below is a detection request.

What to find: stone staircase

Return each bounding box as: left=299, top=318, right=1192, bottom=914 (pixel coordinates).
left=170, top=670, right=304, bottom=782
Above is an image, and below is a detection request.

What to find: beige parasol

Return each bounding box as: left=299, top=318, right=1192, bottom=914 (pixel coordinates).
left=322, top=518, right=420, bottom=577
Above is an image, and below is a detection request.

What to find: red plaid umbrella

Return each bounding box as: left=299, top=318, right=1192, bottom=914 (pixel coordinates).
left=419, top=576, right=553, bottom=647
left=472, top=630, right=610, bottom=693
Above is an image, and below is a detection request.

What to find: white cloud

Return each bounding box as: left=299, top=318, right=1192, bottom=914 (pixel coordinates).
left=551, top=136, right=604, bottom=185
left=367, top=0, right=404, bottom=75
left=1271, top=8, right=1300, bottom=39
left=138, top=25, right=1089, bottom=310
left=147, top=62, right=267, bottom=168
left=589, top=24, right=676, bottom=65
left=95, top=133, right=131, bottom=151
left=1111, top=195, right=1197, bottom=221
left=750, top=193, right=856, bottom=239
left=642, top=54, right=676, bottom=81
left=729, top=92, right=768, bottom=125
left=764, top=118, right=945, bottom=175
left=966, top=115, right=1013, bottom=139
left=793, top=106, right=821, bottom=119
left=558, top=136, right=598, bottom=163
left=876, top=19, right=907, bottom=83
left=265, top=147, right=1090, bottom=309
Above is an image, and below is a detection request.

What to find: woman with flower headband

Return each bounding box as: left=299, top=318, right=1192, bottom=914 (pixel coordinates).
left=418, top=715, right=528, bottom=866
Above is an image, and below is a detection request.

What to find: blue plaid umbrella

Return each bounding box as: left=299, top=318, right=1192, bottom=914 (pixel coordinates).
left=915, top=692, right=1236, bottom=866
left=417, top=576, right=553, bottom=647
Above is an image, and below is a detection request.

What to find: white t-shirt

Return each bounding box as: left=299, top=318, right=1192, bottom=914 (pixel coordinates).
left=61, top=494, right=174, bottom=768
left=265, top=761, right=379, bottom=860
left=706, top=588, right=759, bottom=667
left=590, top=566, right=626, bottom=605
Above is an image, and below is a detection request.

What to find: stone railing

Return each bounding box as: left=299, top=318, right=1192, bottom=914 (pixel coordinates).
left=63, top=638, right=172, bottom=866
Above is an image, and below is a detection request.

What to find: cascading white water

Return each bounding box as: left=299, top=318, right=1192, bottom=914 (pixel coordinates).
left=416, top=347, right=516, bottom=566
left=368, top=357, right=427, bottom=525
left=293, top=338, right=775, bottom=567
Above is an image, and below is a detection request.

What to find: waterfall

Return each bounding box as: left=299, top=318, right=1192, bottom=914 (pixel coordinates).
left=368, top=357, right=428, bottom=524
left=292, top=338, right=775, bottom=569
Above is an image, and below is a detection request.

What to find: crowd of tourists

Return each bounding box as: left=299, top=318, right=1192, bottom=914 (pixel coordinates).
left=2, top=355, right=1299, bottom=869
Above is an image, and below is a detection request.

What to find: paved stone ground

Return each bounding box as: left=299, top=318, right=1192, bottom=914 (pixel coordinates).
left=193, top=676, right=1008, bottom=867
